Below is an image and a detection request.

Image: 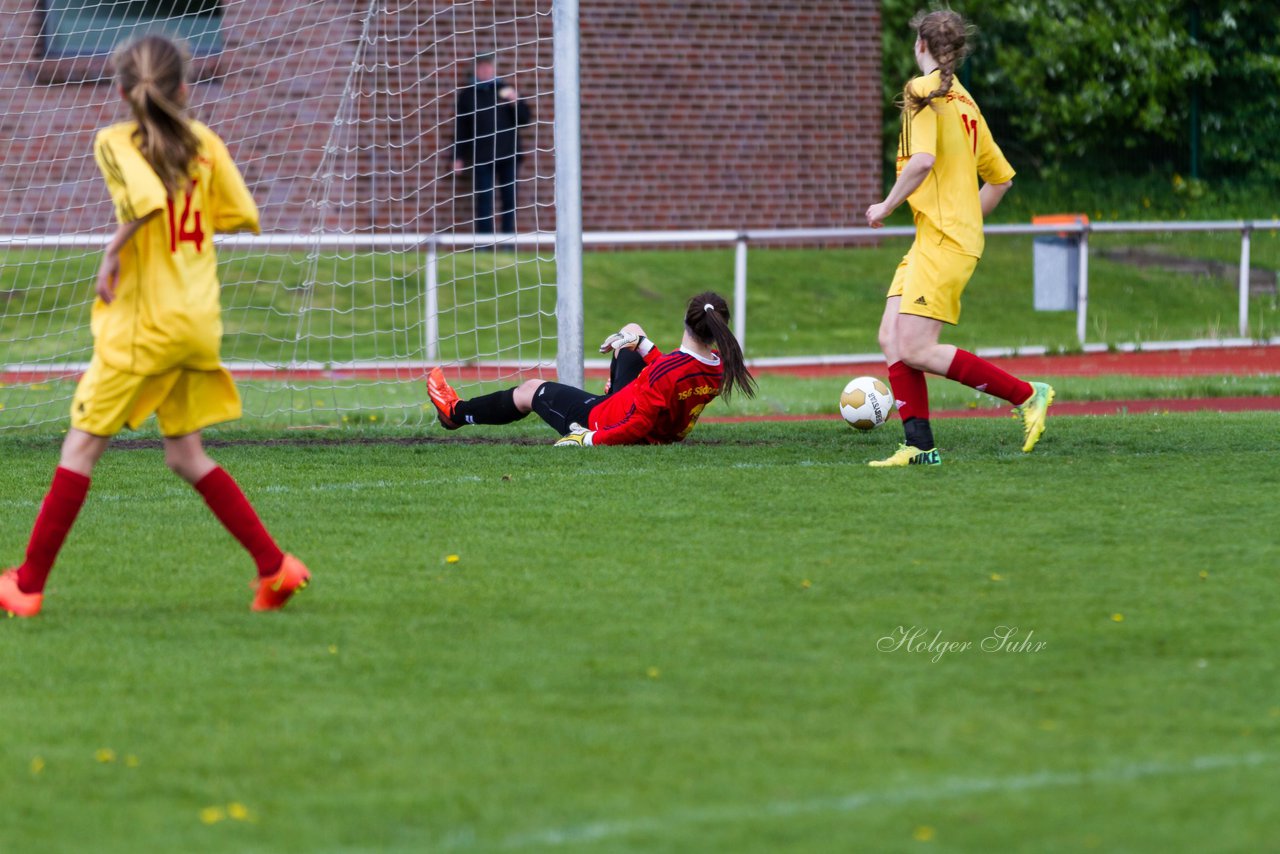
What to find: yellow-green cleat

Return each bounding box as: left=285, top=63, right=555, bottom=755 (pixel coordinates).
left=1018, top=382, right=1055, bottom=453
left=868, top=444, right=941, bottom=467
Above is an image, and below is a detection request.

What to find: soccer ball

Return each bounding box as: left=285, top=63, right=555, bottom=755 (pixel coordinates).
left=839, top=376, right=894, bottom=430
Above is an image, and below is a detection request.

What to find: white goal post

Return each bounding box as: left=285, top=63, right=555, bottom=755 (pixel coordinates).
left=0, top=0, right=582, bottom=432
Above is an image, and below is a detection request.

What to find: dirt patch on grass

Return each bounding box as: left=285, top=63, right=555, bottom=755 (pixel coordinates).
left=109, top=434, right=548, bottom=451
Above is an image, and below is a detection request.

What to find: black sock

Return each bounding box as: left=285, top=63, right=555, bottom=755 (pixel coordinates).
left=608, top=353, right=623, bottom=390
left=903, top=417, right=935, bottom=451
left=609, top=348, right=646, bottom=393
left=455, top=388, right=526, bottom=425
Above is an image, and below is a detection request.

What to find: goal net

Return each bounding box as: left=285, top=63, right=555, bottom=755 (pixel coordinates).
left=0, top=0, right=567, bottom=433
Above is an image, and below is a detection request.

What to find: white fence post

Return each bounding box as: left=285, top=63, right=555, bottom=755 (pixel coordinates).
left=1076, top=223, right=1090, bottom=346
left=733, top=235, right=748, bottom=352
left=425, top=241, right=439, bottom=361
left=1239, top=224, right=1252, bottom=338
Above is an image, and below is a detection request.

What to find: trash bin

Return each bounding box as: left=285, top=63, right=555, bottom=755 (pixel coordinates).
left=1031, top=214, right=1086, bottom=311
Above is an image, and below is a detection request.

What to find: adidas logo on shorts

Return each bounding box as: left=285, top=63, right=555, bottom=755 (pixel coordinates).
left=914, top=296, right=928, bottom=306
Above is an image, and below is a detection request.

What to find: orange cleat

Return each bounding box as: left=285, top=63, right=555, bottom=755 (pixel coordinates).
left=0, top=569, right=43, bottom=618
left=426, top=367, right=462, bottom=430
left=252, top=554, right=311, bottom=612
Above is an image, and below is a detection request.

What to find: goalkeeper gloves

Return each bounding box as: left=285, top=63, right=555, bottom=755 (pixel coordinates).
left=599, top=328, right=656, bottom=357
left=553, top=423, right=594, bottom=447
left=598, top=329, right=642, bottom=353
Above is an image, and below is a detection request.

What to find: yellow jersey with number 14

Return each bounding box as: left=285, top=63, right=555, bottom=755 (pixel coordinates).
left=896, top=70, right=1015, bottom=258
left=91, top=120, right=259, bottom=376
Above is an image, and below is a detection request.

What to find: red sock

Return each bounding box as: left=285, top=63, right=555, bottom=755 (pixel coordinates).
left=16, top=467, right=92, bottom=594
left=888, top=360, right=930, bottom=421
left=946, top=349, right=1033, bottom=404
left=194, top=467, right=285, bottom=577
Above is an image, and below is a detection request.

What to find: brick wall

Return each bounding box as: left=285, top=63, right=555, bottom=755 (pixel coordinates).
left=580, top=1, right=881, bottom=230
left=0, top=0, right=880, bottom=235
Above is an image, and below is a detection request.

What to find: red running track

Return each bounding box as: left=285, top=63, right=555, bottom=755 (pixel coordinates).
left=3, top=345, right=1278, bottom=385
left=757, top=345, right=1280, bottom=379
left=705, top=395, right=1280, bottom=424
left=712, top=345, right=1280, bottom=421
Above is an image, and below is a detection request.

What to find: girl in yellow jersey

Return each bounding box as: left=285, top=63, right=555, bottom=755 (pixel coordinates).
left=1, top=36, right=309, bottom=617
left=865, top=9, right=1054, bottom=467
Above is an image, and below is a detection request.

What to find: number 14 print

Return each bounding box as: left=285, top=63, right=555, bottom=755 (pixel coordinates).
left=167, top=179, right=205, bottom=253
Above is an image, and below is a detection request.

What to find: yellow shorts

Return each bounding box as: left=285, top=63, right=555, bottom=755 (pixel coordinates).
left=71, top=357, right=242, bottom=438
left=886, top=239, right=980, bottom=326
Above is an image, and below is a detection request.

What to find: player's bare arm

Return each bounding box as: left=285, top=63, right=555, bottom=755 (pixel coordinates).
left=979, top=179, right=1013, bottom=217
left=95, top=210, right=159, bottom=304
left=866, top=152, right=935, bottom=227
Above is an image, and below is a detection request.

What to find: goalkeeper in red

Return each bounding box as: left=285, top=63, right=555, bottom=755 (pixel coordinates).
left=427, top=292, right=756, bottom=446
left=865, top=9, right=1054, bottom=466
left=1, top=36, right=310, bottom=617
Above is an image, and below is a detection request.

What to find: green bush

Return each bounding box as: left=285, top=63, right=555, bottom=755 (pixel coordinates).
left=880, top=2, right=1280, bottom=183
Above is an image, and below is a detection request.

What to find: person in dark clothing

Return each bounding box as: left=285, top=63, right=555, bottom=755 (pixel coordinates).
left=453, top=54, right=531, bottom=235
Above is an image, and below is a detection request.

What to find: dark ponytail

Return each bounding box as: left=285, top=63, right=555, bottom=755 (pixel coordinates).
left=684, top=291, right=757, bottom=400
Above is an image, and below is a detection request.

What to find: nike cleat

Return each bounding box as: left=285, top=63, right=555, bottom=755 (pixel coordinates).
left=868, top=444, right=941, bottom=467
left=1018, top=382, right=1055, bottom=453
left=252, top=554, right=311, bottom=612
left=426, top=367, right=463, bottom=430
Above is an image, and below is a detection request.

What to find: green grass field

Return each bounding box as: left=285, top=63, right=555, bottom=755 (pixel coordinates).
left=2, top=414, right=1277, bottom=852
left=3, top=234, right=1278, bottom=851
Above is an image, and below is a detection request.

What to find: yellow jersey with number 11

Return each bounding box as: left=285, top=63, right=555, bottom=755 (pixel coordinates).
left=91, top=120, right=259, bottom=376
left=896, top=70, right=1015, bottom=258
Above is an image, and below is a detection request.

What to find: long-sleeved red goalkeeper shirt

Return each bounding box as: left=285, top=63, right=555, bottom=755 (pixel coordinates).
left=587, top=346, right=723, bottom=445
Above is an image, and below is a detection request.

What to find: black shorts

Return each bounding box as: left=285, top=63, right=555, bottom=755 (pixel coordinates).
left=531, top=382, right=604, bottom=435
left=531, top=350, right=647, bottom=435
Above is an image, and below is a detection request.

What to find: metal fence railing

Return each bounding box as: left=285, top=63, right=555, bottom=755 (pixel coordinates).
left=567, top=219, right=1279, bottom=351
left=4, top=220, right=1277, bottom=362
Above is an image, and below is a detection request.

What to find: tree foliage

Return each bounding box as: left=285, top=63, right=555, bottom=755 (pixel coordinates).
left=880, top=1, right=1280, bottom=181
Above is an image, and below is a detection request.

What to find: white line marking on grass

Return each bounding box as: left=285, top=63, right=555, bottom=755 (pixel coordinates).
left=3, top=444, right=867, bottom=507
left=0, top=458, right=860, bottom=512
left=0, top=475, right=499, bottom=511
left=445, top=752, right=1273, bottom=850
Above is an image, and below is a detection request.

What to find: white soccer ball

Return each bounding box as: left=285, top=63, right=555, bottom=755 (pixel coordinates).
left=839, top=376, right=894, bottom=431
